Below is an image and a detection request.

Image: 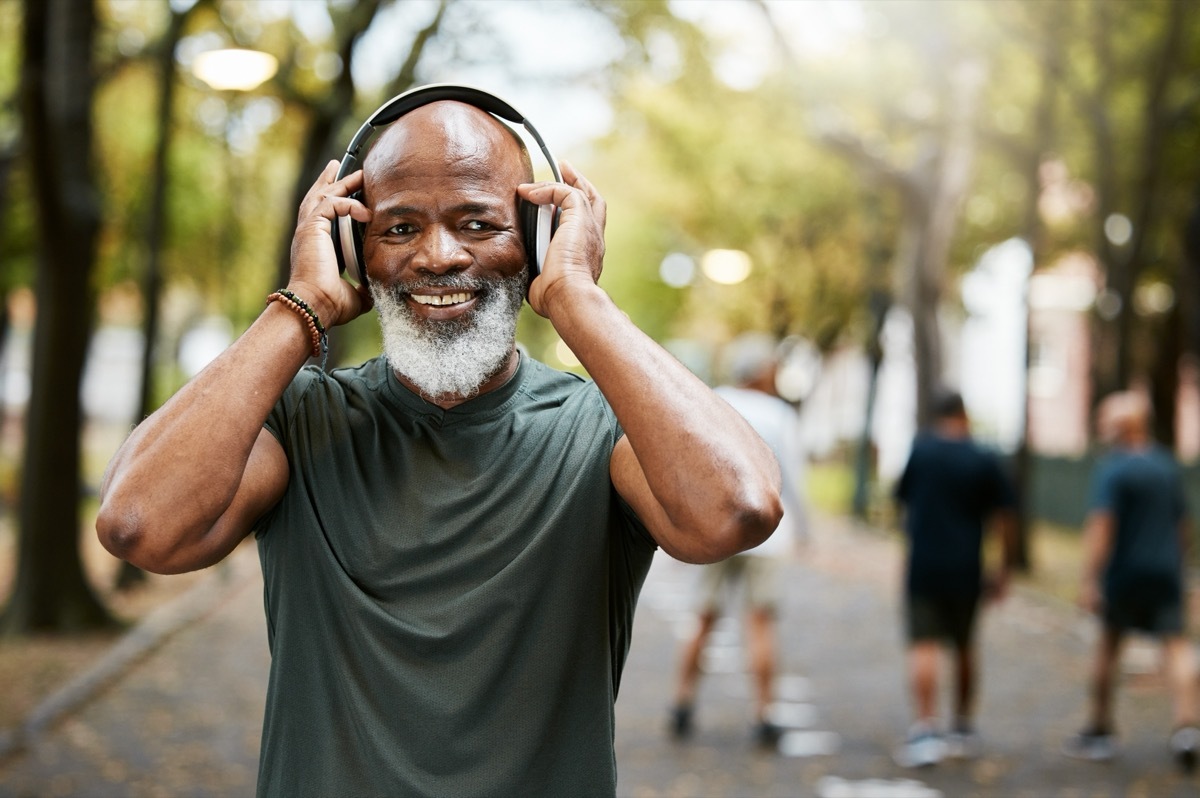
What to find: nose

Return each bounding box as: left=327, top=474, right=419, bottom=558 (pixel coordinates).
left=412, top=224, right=472, bottom=275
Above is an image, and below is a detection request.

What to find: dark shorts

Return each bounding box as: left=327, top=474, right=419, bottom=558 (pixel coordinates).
left=1104, top=584, right=1184, bottom=634
left=906, top=594, right=980, bottom=648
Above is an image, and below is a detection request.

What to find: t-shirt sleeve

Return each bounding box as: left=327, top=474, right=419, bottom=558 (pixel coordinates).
left=1087, top=459, right=1116, bottom=514
left=1171, top=463, right=1188, bottom=525
left=256, top=366, right=323, bottom=534
left=263, top=366, right=323, bottom=453
left=587, top=381, right=657, bottom=552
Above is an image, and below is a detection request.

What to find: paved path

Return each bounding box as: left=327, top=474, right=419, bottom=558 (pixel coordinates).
left=1, top=516, right=1197, bottom=797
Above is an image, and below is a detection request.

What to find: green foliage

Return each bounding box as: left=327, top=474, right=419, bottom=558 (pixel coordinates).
left=592, top=65, right=869, bottom=354
left=23, top=0, right=1197, bottom=408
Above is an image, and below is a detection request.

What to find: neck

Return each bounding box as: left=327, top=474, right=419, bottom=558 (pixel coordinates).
left=935, top=418, right=970, bottom=439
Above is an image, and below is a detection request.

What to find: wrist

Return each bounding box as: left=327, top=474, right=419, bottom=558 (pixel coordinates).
left=542, top=278, right=609, bottom=324
left=268, top=288, right=330, bottom=367
left=284, top=281, right=337, bottom=328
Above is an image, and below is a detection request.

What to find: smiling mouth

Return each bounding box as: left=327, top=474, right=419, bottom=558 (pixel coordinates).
left=410, top=291, right=476, bottom=307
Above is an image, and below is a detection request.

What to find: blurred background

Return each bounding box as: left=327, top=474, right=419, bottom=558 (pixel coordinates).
left=0, top=0, right=1198, bottom=755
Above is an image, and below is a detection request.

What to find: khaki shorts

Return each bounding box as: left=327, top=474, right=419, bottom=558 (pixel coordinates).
left=695, top=555, right=782, bottom=615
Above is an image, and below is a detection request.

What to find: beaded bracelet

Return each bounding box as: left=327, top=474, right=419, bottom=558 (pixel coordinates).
left=267, top=289, right=329, bottom=371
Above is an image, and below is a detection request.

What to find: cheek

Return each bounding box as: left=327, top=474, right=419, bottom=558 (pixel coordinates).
left=361, top=240, right=406, bottom=282
left=479, top=232, right=529, bottom=276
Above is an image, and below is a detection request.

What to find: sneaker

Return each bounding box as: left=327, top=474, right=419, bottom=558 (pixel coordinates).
left=1061, top=729, right=1116, bottom=761
left=944, top=728, right=982, bottom=760
left=755, top=719, right=784, bottom=749
left=893, top=724, right=944, bottom=768
left=1170, top=726, right=1200, bottom=774
left=668, top=704, right=693, bottom=740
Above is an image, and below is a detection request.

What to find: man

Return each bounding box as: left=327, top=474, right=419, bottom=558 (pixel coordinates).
left=96, top=94, right=783, bottom=797
left=893, top=390, right=1017, bottom=767
left=668, top=333, right=808, bottom=748
left=1062, top=391, right=1198, bottom=772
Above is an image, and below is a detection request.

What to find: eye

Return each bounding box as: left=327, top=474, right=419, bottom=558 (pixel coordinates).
left=386, top=222, right=416, bottom=236
left=464, top=220, right=493, bottom=232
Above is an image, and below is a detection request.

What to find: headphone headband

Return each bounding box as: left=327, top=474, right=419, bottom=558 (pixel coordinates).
left=331, top=83, right=562, bottom=288
left=336, top=83, right=561, bottom=185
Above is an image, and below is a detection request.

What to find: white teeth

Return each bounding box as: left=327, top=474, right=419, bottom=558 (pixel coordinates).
left=412, top=292, right=473, bottom=306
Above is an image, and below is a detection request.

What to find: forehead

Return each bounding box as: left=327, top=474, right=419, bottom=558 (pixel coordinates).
left=362, top=102, right=527, bottom=197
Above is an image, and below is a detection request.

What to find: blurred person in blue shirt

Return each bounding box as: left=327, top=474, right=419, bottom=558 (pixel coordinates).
left=1062, top=390, right=1198, bottom=771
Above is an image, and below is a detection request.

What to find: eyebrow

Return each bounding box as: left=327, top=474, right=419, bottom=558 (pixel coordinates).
left=377, top=200, right=507, bottom=218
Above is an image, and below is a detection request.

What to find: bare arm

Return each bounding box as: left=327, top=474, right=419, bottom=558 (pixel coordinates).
left=1079, top=510, right=1115, bottom=614
left=519, top=164, right=782, bottom=564
left=986, top=508, right=1019, bottom=601
left=96, top=162, right=372, bottom=573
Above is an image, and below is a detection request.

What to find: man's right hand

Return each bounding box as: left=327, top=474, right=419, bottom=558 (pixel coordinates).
left=287, top=160, right=374, bottom=328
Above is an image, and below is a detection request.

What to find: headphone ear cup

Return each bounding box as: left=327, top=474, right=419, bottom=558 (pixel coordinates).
left=330, top=191, right=369, bottom=286
left=520, top=199, right=542, bottom=278
left=520, top=199, right=559, bottom=290
left=351, top=218, right=366, bottom=285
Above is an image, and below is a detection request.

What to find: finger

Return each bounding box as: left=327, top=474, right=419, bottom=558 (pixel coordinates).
left=309, top=195, right=372, bottom=230
left=301, top=169, right=365, bottom=220
left=516, top=180, right=591, bottom=213
left=562, top=162, right=606, bottom=228
left=559, top=159, right=579, bottom=185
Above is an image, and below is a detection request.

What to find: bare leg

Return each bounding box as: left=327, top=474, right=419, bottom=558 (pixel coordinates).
left=1087, top=627, right=1124, bottom=733
left=674, top=611, right=718, bottom=709
left=1162, top=635, right=1197, bottom=729
left=746, top=607, right=776, bottom=723
left=909, top=640, right=941, bottom=724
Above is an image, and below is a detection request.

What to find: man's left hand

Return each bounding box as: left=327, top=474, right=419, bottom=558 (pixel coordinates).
left=517, top=161, right=607, bottom=318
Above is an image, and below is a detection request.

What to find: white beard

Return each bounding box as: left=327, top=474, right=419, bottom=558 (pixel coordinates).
left=370, top=271, right=526, bottom=401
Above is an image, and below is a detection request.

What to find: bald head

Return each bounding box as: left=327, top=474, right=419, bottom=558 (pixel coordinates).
left=1097, top=391, right=1151, bottom=446
left=362, top=101, right=533, bottom=191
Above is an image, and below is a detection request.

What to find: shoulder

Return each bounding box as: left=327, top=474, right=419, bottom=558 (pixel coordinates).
left=270, top=357, right=388, bottom=425
left=515, top=355, right=608, bottom=410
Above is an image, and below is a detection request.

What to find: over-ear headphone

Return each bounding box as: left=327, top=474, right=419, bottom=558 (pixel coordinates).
left=330, top=83, right=561, bottom=290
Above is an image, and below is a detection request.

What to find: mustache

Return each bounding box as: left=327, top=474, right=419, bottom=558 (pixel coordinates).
left=388, top=274, right=490, bottom=296
left=382, top=267, right=530, bottom=302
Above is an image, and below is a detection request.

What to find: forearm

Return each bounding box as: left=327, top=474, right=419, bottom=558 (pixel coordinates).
left=547, top=283, right=782, bottom=559
left=1081, top=512, right=1113, bottom=582
left=996, top=510, right=1018, bottom=570
left=97, top=302, right=310, bottom=562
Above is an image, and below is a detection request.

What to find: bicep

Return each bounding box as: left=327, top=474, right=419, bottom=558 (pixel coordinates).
left=175, top=428, right=289, bottom=572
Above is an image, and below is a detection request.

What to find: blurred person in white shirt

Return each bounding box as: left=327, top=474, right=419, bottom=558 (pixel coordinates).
left=668, top=333, right=809, bottom=748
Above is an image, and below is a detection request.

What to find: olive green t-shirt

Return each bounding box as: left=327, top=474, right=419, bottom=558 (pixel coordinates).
left=255, top=354, right=656, bottom=798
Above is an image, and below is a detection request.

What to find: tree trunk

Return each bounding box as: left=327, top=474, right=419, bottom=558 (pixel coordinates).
left=1010, top=3, right=1064, bottom=573
left=2, top=0, right=114, bottom=634
left=852, top=186, right=891, bottom=519
left=893, top=64, right=983, bottom=428
left=273, top=0, right=391, bottom=293
left=117, top=2, right=195, bottom=594
left=1124, top=0, right=1187, bottom=444
left=1187, top=186, right=1200, bottom=357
